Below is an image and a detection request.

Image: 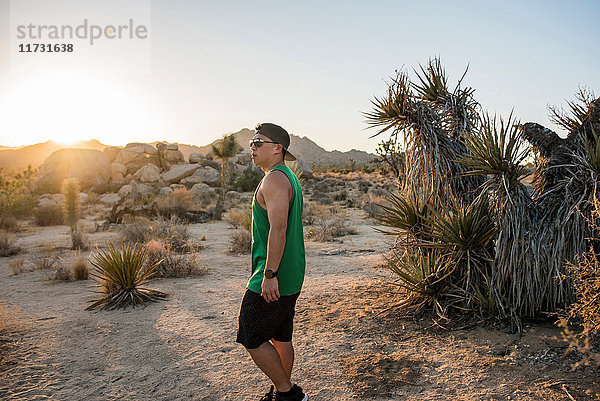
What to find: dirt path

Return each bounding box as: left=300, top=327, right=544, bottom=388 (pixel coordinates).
left=1, top=210, right=598, bottom=400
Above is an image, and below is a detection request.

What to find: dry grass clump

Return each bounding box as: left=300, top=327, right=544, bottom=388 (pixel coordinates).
left=145, top=239, right=207, bottom=277
left=29, top=243, right=59, bottom=270
left=228, top=229, right=252, bottom=254
left=72, top=254, right=89, bottom=280
left=303, top=204, right=357, bottom=242
left=156, top=188, right=196, bottom=219
left=52, top=265, right=72, bottom=281
left=0, top=215, right=21, bottom=232
left=223, top=207, right=252, bottom=232
left=121, top=217, right=197, bottom=252
left=34, top=204, right=64, bottom=226
left=9, top=259, right=27, bottom=275
left=0, top=233, right=21, bottom=257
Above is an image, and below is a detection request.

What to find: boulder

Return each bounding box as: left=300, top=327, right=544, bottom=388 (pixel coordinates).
left=192, top=166, right=221, bottom=187
left=125, top=143, right=158, bottom=155
left=166, top=144, right=178, bottom=151
left=293, top=158, right=314, bottom=179
left=115, top=145, right=158, bottom=173
left=103, top=146, right=121, bottom=162
left=133, top=164, right=161, bottom=183
left=190, top=183, right=216, bottom=198
left=180, top=175, right=204, bottom=186
left=189, top=153, right=204, bottom=164
left=34, top=149, right=111, bottom=193
left=159, top=187, right=173, bottom=197
left=161, top=164, right=201, bottom=184
left=111, top=162, right=128, bottom=176
left=198, top=159, right=220, bottom=170
left=165, top=149, right=185, bottom=165
left=230, top=163, right=246, bottom=178
left=112, top=172, right=124, bottom=183
left=118, top=182, right=154, bottom=199
left=100, top=193, right=121, bottom=206
left=237, top=152, right=252, bottom=165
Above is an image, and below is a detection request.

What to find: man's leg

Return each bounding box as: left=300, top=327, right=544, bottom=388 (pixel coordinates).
left=271, top=340, right=294, bottom=380
left=247, top=341, right=293, bottom=393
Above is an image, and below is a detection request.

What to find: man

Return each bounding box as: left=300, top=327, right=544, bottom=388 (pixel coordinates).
left=236, top=123, right=308, bottom=401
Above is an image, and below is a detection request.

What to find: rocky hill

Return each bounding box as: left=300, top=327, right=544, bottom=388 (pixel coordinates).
left=0, top=140, right=107, bottom=173
left=0, top=130, right=375, bottom=173
left=154, top=128, right=375, bottom=167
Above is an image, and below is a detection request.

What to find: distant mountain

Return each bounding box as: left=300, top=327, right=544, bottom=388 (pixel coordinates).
left=0, top=139, right=107, bottom=173
left=0, top=131, right=375, bottom=173
left=178, top=128, right=375, bottom=167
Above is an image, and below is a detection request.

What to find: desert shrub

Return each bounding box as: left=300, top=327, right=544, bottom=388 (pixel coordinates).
left=223, top=207, right=252, bottom=232
left=312, top=192, right=334, bottom=205
left=34, top=204, right=64, bottom=226
left=87, top=242, right=168, bottom=310
left=0, top=166, right=37, bottom=218
left=52, top=265, right=72, bottom=281
left=145, top=239, right=207, bottom=277
left=121, top=217, right=155, bottom=243
left=156, top=188, right=195, bottom=219
left=305, top=215, right=358, bottom=242
left=0, top=233, right=21, bottom=257
left=121, top=217, right=196, bottom=252
left=333, top=191, right=347, bottom=201
left=72, top=254, right=89, bottom=280
left=9, top=259, right=27, bottom=275
left=557, top=194, right=600, bottom=368
left=228, top=229, right=252, bottom=254
left=29, top=244, right=59, bottom=270
left=234, top=166, right=264, bottom=192
left=0, top=215, right=21, bottom=232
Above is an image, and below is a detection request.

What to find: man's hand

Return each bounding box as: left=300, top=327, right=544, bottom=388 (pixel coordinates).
left=261, top=276, right=280, bottom=302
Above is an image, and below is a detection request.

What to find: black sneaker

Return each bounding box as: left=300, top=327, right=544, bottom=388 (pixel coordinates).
left=275, top=384, right=308, bottom=401
left=259, top=385, right=275, bottom=401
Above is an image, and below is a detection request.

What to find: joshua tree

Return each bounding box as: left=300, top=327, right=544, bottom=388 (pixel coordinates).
left=366, top=57, right=599, bottom=329
left=211, top=134, right=241, bottom=218
left=62, top=178, right=85, bottom=250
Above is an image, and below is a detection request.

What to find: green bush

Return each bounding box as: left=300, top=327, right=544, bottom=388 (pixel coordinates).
left=234, top=166, right=264, bottom=192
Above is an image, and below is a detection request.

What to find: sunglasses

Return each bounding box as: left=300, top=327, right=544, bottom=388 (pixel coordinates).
left=249, top=138, right=278, bottom=148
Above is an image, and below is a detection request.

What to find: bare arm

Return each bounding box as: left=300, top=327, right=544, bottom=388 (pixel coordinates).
left=260, top=170, right=292, bottom=302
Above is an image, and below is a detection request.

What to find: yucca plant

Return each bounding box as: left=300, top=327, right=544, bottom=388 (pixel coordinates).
left=375, top=189, right=432, bottom=242
left=61, top=178, right=86, bottom=250
left=386, top=248, right=458, bottom=319
left=87, top=242, right=167, bottom=310
left=212, top=134, right=241, bottom=219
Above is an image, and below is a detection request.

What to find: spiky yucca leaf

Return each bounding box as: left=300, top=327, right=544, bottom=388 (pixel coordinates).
left=548, top=86, right=595, bottom=132
left=459, top=113, right=529, bottom=181
left=375, top=190, right=431, bottom=240
left=412, top=58, right=449, bottom=102
left=87, top=242, right=167, bottom=311
left=364, top=71, right=413, bottom=137
left=387, top=248, right=457, bottom=296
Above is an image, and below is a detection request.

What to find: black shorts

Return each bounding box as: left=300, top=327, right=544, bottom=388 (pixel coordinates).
left=236, top=289, right=300, bottom=350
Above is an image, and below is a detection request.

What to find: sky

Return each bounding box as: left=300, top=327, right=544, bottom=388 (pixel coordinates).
left=0, top=0, right=598, bottom=152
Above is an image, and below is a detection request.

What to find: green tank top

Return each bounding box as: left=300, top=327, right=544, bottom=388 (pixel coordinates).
left=247, top=165, right=305, bottom=296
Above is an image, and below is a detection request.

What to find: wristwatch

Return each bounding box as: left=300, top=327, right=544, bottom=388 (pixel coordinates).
left=264, top=269, right=278, bottom=279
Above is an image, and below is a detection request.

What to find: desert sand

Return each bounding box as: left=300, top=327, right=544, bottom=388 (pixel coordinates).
left=1, top=208, right=599, bottom=400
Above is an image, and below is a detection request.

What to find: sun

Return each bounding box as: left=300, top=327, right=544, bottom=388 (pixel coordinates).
left=0, top=72, right=153, bottom=147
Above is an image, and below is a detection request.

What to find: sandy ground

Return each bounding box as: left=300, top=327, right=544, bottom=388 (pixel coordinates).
left=1, top=208, right=599, bottom=400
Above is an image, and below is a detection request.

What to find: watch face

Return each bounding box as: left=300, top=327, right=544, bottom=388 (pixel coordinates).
left=265, top=269, right=276, bottom=278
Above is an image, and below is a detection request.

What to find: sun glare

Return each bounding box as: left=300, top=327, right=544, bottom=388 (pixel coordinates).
left=0, top=73, right=154, bottom=147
